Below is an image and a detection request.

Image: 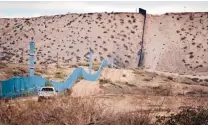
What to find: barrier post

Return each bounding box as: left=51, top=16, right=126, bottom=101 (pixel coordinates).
left=0, top=81, right=2, bottom=98
left=89, top=48, right=93, bottom=74
left=138, top=8, right=146, bottom=67
left=30, top=37, right=35, bottom=76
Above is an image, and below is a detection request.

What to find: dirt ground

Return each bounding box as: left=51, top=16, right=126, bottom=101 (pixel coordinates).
left=71, top=68, right=208, bottom=115
left=0, top=66, right=207, bottom=125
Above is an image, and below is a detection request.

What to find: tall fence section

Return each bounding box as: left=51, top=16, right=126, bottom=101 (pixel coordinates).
left=138, top=8, right=146, bottom=66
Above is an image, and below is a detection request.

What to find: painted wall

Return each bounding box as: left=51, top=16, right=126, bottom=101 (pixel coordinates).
left=0, top=60, right=109, bottom=98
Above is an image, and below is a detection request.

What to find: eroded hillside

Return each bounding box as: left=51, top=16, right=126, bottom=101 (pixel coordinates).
left=144, top=12, right=208, bottom=75
left=0, top=12, right=207, bottom=76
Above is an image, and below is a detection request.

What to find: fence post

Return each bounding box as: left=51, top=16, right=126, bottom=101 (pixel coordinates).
left=0, top=81, right=2, bottom=98
left=89, top=49, right=93, bottom=74
left=138, top=8, right=146, bottom=67
left=30, top=37, right=35, bottom=76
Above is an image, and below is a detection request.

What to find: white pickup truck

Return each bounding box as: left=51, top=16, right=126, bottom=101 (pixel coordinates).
left=38, top=87, right=57, bottom=100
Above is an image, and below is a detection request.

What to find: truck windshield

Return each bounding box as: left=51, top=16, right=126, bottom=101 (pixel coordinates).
left=41, top=88, right=54, bottom=91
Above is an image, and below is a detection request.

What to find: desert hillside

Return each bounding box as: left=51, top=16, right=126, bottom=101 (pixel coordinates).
left=0, top=12, right=144, bottom=68
left=0, top=12, right=207, bottom=75
left=144, top=12, right=208, bottom=76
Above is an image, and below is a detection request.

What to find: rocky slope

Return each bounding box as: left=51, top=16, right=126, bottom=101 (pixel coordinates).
left=0, top=12, right=207, bottom=76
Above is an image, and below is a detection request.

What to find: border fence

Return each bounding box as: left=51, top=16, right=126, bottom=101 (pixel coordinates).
left=0, top=8, right=148, bottom=99
left=0, top=60, right=109, bottom=99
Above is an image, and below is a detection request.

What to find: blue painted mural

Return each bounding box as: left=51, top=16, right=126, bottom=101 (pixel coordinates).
left=0, top=39, right=111, bottom=99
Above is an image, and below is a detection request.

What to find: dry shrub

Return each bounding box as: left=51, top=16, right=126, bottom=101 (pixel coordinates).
left=54, top=72, right=66, bottom=79
left=92, top=65, right=99, bottom=71
left=143, top=78, right=152, bottom=82
left=77, top=62, right=89, bottom=66
left=1, top=97, right=207, bottom=125
left=185, top=89, right=208, bottom=97
left=155, top=106, right=208, bottom=125
left=35, top=68, right=48, bottom=75
left=2, top=64, right=28, bottom=77
left=65, top=88, right=73, bottom=96
left=0, top=95, right=152, bottom=125
left=98, top=110, right=151, bottom=125
left=122, top=74, right=126, bottom=77
left=179, top=77, right=198, bottom=85
left=0, top=62, right=7, bottom=69
left=0, top=97, right=103, bottom=125
left=149, top=85, right=172, bottom=96
left=99, top=78, right=112, bottom=85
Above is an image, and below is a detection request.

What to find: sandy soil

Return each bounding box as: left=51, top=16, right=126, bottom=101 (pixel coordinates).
left=69, top=68, right=208, bottom=115
left=0, top=12, right=207, bottom=75
left=0, top=67, right=207, bottom=125
left=144, top=13, right=208, bottom=75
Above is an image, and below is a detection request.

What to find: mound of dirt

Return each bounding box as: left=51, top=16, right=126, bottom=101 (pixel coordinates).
left=71, top=80, right=101, bottom=97
left=101, top=68, right=136, bottom=83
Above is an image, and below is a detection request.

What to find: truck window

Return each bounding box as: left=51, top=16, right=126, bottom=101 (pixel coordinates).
left=41, top=88, right=54, bottom=91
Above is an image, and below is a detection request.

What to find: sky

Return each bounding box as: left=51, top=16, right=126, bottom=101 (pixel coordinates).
left=0, top=1, right=207, bottom=18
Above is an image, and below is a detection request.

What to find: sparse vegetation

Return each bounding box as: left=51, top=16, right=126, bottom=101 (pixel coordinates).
left=149, top=85, right=172, bottom=96
left=54, top=71, right=66, bottom=79
left=0, top=12, right=207, bottom=125
left=181, top=37, right=186, bottom=40
left=45, top=80, right=53, bottom=87
left=155, top=107, right=208, bottom=125
left=103, top=48, right=107, bottom=51
left=0, top=96, right=207, bottom=125
left=122, top=74, right=126, bottom=77
left=99, top=78, right=112, bottom=85
left=77, top=62, right=89, bottom=66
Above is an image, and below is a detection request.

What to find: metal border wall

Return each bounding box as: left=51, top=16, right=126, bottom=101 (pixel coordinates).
left=0, top=60, right=109, bottom=99
left=138, top=8, right=147, bottom=66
